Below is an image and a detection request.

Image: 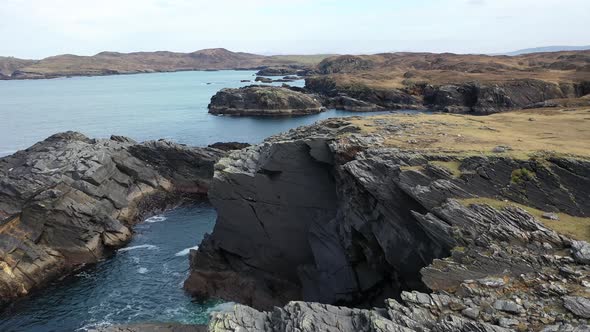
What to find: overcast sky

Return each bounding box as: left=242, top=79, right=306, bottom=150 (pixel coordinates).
left=1, top=0, right=589, bottom=59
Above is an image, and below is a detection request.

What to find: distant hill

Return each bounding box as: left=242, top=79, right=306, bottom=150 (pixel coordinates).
left=0, top=48, right=333, bottom=80
left=503, top=45, right=590, bottom=56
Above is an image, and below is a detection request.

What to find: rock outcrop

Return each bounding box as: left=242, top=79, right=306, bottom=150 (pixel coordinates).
left=255, top=68, right=301, bottom=77
left=0, top=132, right=225, bottom=305
left=305, top=75, right=590, bottom=114
left=188, top=109, right=590, bottom=331
left=208, top=86, right=325, bottom=116
left=304, top=51, right=590, bottom=114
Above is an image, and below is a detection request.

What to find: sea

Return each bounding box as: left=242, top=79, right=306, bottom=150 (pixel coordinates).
left=0, top=70, right=400, bottom=331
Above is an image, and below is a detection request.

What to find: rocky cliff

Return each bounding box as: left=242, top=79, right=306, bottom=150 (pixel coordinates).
left=0, top=132, right=225, bottom=305
left=188, top=108, right=590, bottom=331
left=304, top=52, right=590, bottom=114
left=208, top=86, right=325, bottom=116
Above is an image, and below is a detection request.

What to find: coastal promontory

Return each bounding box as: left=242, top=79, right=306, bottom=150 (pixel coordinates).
left=0, top=132, right=226, bottom=305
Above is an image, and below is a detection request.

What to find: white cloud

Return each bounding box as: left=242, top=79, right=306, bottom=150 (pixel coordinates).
left=0, top=0, right=588, bottom=58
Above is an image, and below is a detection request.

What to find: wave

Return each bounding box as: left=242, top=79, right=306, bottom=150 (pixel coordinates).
left=145, top=215, right=167, bottom=223
left=174, top=245, right=199, bottom=257
left=118, top=244, right=158, bottom=252
left=207, top=302, right=237, bottom=314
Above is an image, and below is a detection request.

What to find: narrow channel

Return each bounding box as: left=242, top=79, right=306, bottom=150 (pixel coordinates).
left=0, top=203, right=218, bottom=331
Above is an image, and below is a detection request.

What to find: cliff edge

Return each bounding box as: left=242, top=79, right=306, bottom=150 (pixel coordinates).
left=187, top=107, right=590, bottom=331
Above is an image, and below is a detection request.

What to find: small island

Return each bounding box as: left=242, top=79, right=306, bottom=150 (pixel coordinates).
left=208, top=85, right=325, bottom=116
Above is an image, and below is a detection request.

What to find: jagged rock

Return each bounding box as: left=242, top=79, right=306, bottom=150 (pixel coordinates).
left=493, top=300, right=522, bottom=314
left=189, top=113, right=590, bottom=331
left=208, top=86, right=325, bottom=116
left=564, top=296, right=590, bottom=319
left=0, top=132, right=225, bottom=305
left=572, top=241, right=590, bottom=264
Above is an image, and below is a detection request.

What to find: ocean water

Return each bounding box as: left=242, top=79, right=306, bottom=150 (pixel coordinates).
left=0, top=205, right=218, bottom=332
left=0, top=70, right=394, bottom=157
left=0, top=70, right=404, bottom=331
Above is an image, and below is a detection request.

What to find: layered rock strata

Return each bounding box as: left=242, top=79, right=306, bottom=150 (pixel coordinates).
left=188, top=108, right=590, bottom=331
left=0, top=132, right=225, bottom=304
left=208, top=86, right=325, bottom=116
left=306, top=76, right=590, bottom=114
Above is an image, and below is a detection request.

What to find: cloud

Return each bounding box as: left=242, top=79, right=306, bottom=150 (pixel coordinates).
left=0, top=0, right=588, bottom=58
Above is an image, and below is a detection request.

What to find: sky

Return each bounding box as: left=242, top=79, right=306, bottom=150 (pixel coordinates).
left=1, top=0, right=589, bottom=59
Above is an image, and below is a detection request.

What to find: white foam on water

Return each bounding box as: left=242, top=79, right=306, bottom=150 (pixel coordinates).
left=207, top=302, right=237, bottom=314
left=138, top=267, right=148, bottom=274
left=118, top=244, right=158, bottom=252
left=174, top=245, right=199, bottom=257
left=145, top=215, right=167, bottom=223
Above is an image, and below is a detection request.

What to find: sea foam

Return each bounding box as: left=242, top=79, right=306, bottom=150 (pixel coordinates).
left=118, top=244, right=158, bottom=252
left=174, top=245, right=199, bottom=257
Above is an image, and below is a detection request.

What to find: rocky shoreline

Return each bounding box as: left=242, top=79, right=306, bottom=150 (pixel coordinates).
left=208, top=86, right=325, bottom=116
left=188, top=108, right=590, bottom=331
left=0, top=132, right=226, bottom=305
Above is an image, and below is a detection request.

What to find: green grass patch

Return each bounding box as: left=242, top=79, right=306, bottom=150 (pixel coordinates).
left=511, top=168, right=536, bottom=184
left=430, top=160, right=463, bottom=178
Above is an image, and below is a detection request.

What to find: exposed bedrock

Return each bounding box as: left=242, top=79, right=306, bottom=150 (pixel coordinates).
left=208, top=86, right=325, bottom=116
left=0, top=132, right=225, bottom=305
left=305, top=76, right=590, bottom=113
left=305, top=76, right=424, bottom=112
left=187, top=117, right=590, bottom=330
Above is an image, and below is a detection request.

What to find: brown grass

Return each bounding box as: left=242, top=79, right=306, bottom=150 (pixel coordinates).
left=348, top=108, right=590, bottom=159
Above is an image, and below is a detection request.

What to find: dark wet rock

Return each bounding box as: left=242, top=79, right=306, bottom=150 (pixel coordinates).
left=208, top=86, right=325, bottom=116
left=254, top=76, right=273, bottom=83
left=255, top=68, right=299, bottom=76
left=0, top=132, right=225, bottom=305
left=207, top=142, right=251, bottom=151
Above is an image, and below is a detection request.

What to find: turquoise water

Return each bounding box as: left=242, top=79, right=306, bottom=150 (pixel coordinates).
left=0, top=70, right=402, bottom=331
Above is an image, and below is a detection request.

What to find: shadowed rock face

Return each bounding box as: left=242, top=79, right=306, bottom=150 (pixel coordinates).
left=0, top=132, right=225, bottom=305
left=187, top=114, right=590, bottom=331
left=208, top=86, right=325, bottom=116
left=306, top=76, right=590, bottom=114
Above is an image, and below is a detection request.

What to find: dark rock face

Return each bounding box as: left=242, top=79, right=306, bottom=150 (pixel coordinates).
left=189, top=118, right=590, bottom=331
left=208, top=86, right=325, bottom=116
left=207, top=142, right=251, bottom=151
left=307, top=75, right=590, bottom=113
left=306, top=76, right=423, bottom=111
left=0, top=132, right=225, bottom=305
left=423, top=79, right=576, bottom=114
left=317, top=55, right=375, bottom=74
left=254, top=76, right=273, bottom=83
left=255, top=68, right=299, bottom=76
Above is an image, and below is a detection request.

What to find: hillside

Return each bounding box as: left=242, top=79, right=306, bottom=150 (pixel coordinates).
left=305, top=50, right=590, bottom=113
left=0, top=49, right=332, bottom=80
